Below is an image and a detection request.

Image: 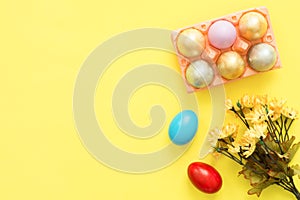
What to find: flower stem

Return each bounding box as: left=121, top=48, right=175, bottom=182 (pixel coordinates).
left=277, top=176, right=300, bottom=200
left=230, top=108, right=250, bottom=129
left=290, top=176, right=300, bottom=200
left=215, top=147, right=244, bottom=166
left=266, top=117, right=284, bottom=154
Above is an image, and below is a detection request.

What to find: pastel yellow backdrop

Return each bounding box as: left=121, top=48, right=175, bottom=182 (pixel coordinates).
left=1, top=0, right=300, bottom=200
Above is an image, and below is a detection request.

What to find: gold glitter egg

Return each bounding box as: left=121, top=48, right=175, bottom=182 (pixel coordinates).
left=239, top=12, right=268, bottom=41
left=185, top=60, right=214, bottom=88
left=247, top=43, right=277, bottom=72
left=217, top=51, right=245, bottom=80
left=176, top=28, right=206, bottom=58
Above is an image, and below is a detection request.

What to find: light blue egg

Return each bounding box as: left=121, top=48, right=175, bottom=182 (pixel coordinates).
left=168, top=110, right=198, bottom=145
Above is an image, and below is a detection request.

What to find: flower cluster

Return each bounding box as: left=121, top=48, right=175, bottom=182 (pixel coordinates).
left=210, top=95, right=300, bottom=199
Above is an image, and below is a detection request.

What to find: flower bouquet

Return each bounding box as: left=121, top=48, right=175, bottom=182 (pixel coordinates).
left=209, top=95, right=300, bottom=199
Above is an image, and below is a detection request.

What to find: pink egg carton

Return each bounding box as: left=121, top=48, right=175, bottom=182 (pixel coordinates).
left=171, top=6, right=281, bottom=93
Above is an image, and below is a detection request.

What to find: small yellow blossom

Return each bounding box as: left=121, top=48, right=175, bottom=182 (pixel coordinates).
left=220, top=123, right=238, bottom=139
left=254, top=123, right=268, bottom=137
left=228, top=134, right=257, bottom=157
left=244, top=124, right=267, bottom=139
left=212, top=151, right=222, bottom=159
left=228, top=142, right=240, bottom=154
left=245, top=107, right=267, bottom=124
left=225, top=99, right=233, bottom=110
left=207, top=128, right=222, bottom=148
left=254, top=95, right=268, bottom=107
left=241, top=94, right=255, bottom=108
left=244, top=129, right=256, bottom=138
left=240, top=132, right=258, bottom=144
left=268, top=109, right=281, bottom=121
left=269, top=98, right=286, bottom=114
left=282, top=107, right=298, bottom=119
left=239, top=134, right=257, bottom=158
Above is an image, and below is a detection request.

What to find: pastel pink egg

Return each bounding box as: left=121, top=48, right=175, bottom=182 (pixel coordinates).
left=208, top=20, right=237, bottom=49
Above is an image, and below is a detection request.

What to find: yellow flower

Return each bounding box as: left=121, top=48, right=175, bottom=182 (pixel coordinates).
left=208, top=128, right=222, bottom=148
left=269, top=98, right=286, bottom=114
left=253, top=123, right=268, bottom=138
left=241, top=94, right=255, bottom=108
left=268, top=109, right=281, bottom=121
left=212, top=151, right=222, bottom=159
left=244, top=124, right=267, bottom=139
left=220, top=123, right=238, bottom=139
left=245, top=107, right=267, bottom=124
left=228, top=142, right=240, bottom=154
left=243, top=128, right=255, bottom=139
left=254, top=95, right=268, bottom=107
left=228, top=133, right=257, bottom=157
left=239, top=134, right=257, bottom=158
left=282, top=107, right=298, bottom=119
left=240, top=132, right=258, bottom=144
left=225, top=99, right=233, bottom=110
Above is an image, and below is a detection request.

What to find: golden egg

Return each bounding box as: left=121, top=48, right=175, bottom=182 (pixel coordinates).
left=176, top=28, right=206, bottom=58
left=217, top=51, right=245, bottom=80
left=239, top=12, right=268, bottom=41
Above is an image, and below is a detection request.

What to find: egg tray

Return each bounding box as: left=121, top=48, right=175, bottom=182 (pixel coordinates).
left=171, top=6, right=281, bottom=93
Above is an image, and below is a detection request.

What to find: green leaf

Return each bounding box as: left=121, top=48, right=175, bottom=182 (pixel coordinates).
left=239, top=162, right=268, bottom=187
left=265, top=157, right=289, bottom=174
left=290, top=164, right=300, bottom=179
left=247, top=179, right=277, bottom=197
left=264, top=134, right=281, bottom=153
left=241, top=161, right=266, bottom=176
left=239, top=166, right=251, bottom=179
left=248, top=187, right=263, bottom=196
left=281, top=136, right=296, bottom=153
left=250, top=174, right=266, bottom=186
left=267, top=170, right=286, bottom=179
left=287, top=166, right=295, bottom=177
left=288, top=141, right=300, bottom=161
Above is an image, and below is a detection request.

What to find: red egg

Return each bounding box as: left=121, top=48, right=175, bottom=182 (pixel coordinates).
left=187, top=162, right=222, bottom=193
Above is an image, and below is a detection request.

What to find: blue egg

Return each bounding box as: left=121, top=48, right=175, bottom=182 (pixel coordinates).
left=168, top=110, right=198, bottom=145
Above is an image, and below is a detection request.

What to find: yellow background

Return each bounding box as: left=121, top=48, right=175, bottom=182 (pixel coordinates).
left=1, top=0, right=300, bottom=200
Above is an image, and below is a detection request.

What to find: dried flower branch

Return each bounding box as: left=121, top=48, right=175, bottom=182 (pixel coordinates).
left=209, top=95, right=300, bottom=199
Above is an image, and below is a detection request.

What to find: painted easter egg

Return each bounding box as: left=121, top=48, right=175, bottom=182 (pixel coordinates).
left=168, top=110, right=198, bottom=145
left=188, top=162, right=222, bottom=193
left=176, top=28, right=206, bottom=58
left=208, top=20, right=237, bottom=49
left=239, top=11, right=268, bottom=41
left=217, top=51, right=245, bottom=79
left=247, top=43, right=277, bottom=72
left=185, top=60, right=215, bottom=88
